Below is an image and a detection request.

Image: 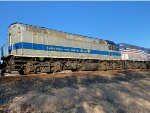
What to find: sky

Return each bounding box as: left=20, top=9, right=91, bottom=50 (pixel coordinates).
left=0, top=1, right=150, bottom=48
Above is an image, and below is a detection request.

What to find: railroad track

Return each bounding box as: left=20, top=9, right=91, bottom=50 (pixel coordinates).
left=0, top=69, right=149, bottom=82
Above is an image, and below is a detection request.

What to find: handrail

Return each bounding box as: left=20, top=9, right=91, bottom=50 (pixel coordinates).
left=1, top=43, right=9, bottom=57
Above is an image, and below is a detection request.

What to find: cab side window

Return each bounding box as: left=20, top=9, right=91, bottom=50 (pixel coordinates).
left=108, top=44, right=118, bottom=50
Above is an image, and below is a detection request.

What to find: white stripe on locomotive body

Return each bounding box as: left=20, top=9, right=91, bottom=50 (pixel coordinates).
left=8, top=23, right=121, bottom=60
left=10, top=49, right=121, bottom=60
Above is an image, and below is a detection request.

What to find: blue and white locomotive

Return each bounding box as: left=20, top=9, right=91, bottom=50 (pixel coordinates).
left=0, top=23, right=149, bottom=75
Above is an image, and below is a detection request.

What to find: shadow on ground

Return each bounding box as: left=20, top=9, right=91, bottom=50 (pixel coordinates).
left=0, top=70, right=150, bottom=113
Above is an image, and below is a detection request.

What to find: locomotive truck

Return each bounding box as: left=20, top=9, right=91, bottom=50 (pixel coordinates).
left=0, top=23, right=149, bottom=75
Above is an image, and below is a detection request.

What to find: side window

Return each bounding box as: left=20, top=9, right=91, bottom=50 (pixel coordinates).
left=108, top=44, right=117, bottom=50
left=108, top=44, right=112, bottom=50
left=112, top=45, right=116, bottom=50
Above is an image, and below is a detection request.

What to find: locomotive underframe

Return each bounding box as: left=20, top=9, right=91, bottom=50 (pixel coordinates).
left=0, top=55, right=149, bottom=76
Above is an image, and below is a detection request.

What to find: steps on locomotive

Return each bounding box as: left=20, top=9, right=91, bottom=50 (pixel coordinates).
left=13, top=58, right=23, bottom=71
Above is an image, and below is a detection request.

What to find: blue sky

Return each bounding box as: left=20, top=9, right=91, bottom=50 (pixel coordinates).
left=0, top=1, right=150, bottom=48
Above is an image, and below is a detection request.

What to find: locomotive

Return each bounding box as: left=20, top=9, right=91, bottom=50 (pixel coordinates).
left=0, top=23, right=149, bottom=75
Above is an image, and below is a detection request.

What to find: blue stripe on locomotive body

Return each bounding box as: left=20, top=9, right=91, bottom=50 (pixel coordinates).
left=10, top=42, right=121, bottom=57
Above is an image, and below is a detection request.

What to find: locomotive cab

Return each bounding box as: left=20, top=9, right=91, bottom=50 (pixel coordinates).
left=105, top=40, right=119, bottom=51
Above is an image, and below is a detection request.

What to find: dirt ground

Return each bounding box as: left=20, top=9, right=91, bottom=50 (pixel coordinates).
left=0, top=70, right=150, bottom=113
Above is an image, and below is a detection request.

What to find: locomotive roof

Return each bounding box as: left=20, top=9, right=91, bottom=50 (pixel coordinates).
left=9, top=22, right=111, bottom=44
left=105, top=40, right=116, bottom=44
